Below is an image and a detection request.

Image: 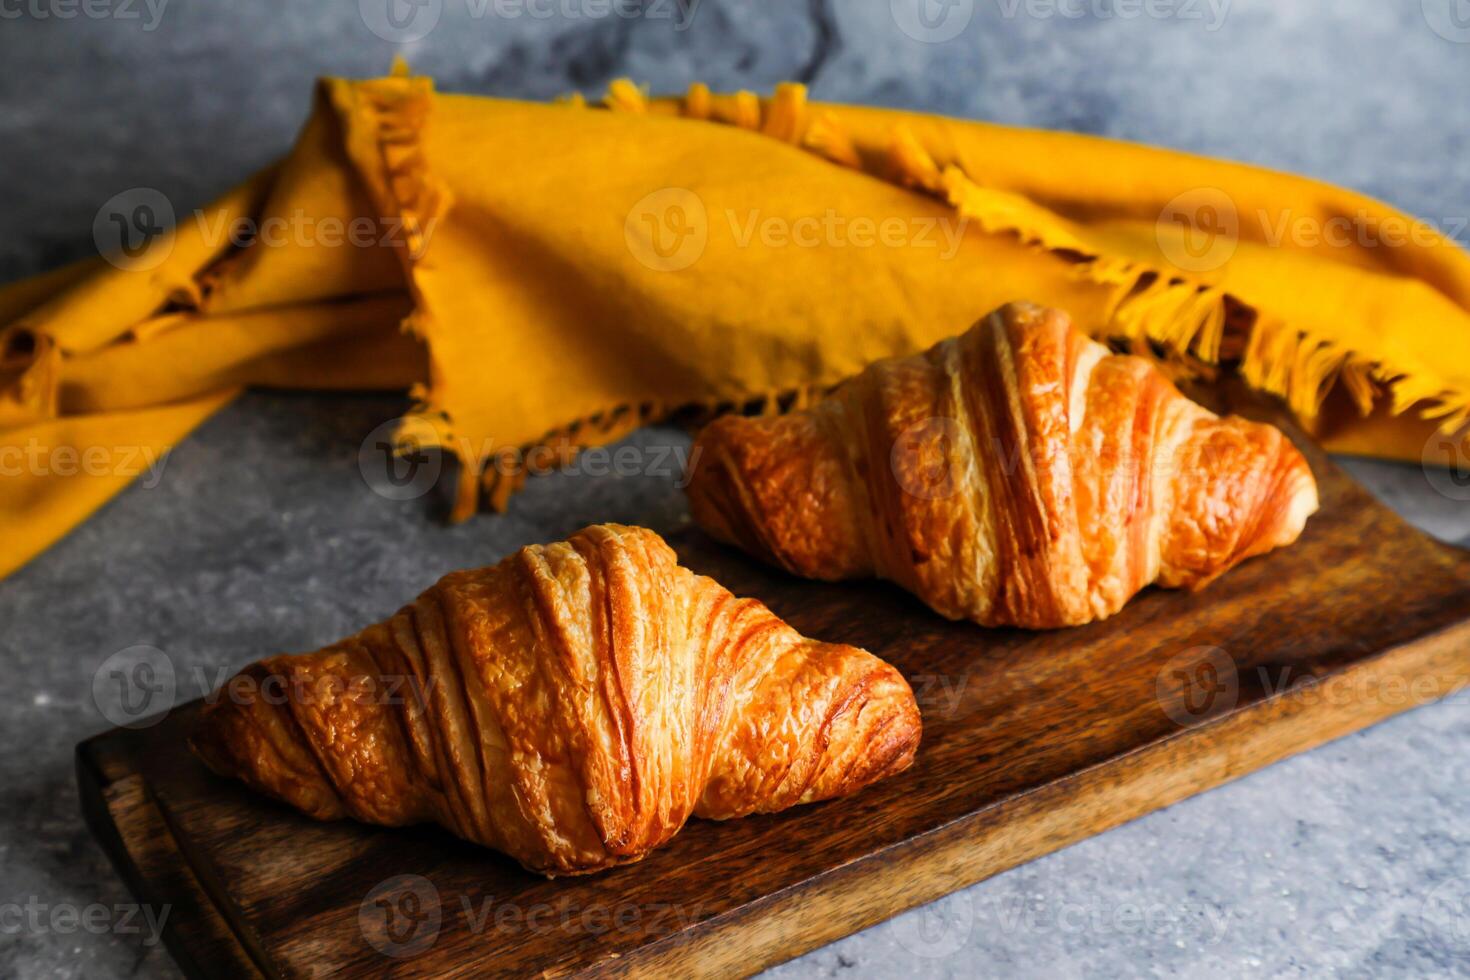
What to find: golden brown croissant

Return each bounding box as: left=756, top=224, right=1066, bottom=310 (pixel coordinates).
left=190, top=523, right=920, bottom=875
left=687, top=302, right=1319, bottom=629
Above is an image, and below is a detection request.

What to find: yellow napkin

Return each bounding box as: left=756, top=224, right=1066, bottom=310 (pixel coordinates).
left=4, top=64, right=1469, bottom=579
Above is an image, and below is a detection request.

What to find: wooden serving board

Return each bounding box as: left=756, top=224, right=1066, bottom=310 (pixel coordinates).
left=78, top=387, right=1470, bottom=979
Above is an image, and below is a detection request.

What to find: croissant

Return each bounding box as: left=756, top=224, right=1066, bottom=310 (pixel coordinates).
left=190, top=523, right=920, bottom=875
left=687, top=302, right=1319, bottom=629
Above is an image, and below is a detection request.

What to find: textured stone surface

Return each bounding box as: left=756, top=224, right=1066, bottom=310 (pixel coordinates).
left=2, top=1, right=1469, bottom=977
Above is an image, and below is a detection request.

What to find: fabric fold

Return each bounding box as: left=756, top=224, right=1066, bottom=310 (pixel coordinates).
left=3, top=68, right=1469, bottom=580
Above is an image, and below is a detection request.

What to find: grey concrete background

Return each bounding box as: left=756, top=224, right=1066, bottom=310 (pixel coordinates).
left=2, top=1, right=1470, bottom=977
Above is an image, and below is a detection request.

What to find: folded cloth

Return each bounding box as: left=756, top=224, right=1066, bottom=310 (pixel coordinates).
left=3, top=61, right=1469, bottom=579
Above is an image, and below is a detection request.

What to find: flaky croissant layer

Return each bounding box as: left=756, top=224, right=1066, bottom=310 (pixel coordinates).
left=688, top=302, right=1319, bottom=629
left=190, top=524, right=920, bottom=875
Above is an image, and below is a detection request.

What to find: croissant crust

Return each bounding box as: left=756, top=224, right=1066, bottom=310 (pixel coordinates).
left=687, top=302, right=1319, bottom=628
left=191, top=524, right=920, bottom=875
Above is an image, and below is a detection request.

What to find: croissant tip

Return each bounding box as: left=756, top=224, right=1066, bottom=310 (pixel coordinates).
left=187, top=700, right=233, bottom=776
left=992, top=299, right=1066, bottom=331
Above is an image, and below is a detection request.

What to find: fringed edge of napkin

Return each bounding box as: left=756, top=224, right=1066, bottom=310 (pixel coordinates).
left=594, top=79, right=1470, bottom=452
left=429, top=384, right=833, bottom=516
left=937, top=157, right=1470, bottom=440
left=358, top=72, right=1470, bottom=521
left=357, top=70, right=850, bottom=520
left=856, top=103, right=1470, bottom=445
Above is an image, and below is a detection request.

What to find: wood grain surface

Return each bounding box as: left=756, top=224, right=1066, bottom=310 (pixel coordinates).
left=77, top=387, right=1470, bottom=979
